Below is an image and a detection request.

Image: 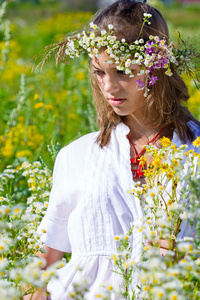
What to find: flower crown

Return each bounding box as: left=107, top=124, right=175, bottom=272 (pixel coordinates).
left=38, top=13, right=199, bottom=96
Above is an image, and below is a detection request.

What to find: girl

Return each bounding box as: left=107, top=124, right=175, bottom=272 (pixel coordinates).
left=26, top=0, right=200, bottom=299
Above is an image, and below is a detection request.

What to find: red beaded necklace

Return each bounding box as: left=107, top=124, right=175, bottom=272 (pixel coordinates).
left=127, top=127, right=165, bottom=179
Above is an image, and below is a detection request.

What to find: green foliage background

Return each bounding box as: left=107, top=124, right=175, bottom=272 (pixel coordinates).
left=0, top=0, right=200, bottom=171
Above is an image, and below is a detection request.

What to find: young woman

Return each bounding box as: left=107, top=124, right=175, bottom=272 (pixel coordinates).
left=25, top=0, right=200, bottom=299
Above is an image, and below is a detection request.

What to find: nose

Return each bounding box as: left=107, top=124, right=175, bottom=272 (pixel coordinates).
left=103, top=74, right=120, bottom=94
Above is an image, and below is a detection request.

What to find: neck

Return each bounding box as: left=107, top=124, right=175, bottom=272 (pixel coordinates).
left=123, top=114, right=158, bottom=141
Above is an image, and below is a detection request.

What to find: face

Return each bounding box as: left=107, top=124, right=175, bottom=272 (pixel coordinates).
left=92, top=52, right=146, bottom=120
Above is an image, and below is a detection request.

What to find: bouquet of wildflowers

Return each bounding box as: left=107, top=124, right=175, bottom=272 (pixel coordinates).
left=87, top=136, right=199, bottom=300
left=131, top=136, right=200, bottom=241
left=118, top=136, right=200, bottom=300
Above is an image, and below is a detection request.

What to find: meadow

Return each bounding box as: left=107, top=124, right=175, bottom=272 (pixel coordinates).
left=0, top=0, right=200, bottom=299
left=0, top=0, right=200, bottom=170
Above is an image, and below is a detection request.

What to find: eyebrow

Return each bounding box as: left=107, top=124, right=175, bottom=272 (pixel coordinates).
left=92, top=64, right=120, bottom=70
left=92, top=64, right=101, bottom=69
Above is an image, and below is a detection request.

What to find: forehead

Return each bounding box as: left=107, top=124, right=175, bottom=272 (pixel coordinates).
left=91, top=52, right=140, bottom=71
left=91, top=52, right=112, bottom=67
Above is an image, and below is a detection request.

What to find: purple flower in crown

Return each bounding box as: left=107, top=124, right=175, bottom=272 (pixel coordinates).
left=160, top=57, right=168, bottom=68
left=148, top=76, right=158, bottom=86
left=145, top=47, right=154, bottom=55
left=149, top=66, right=155, bottom=74
left=136, top=79, right=145, bottom=89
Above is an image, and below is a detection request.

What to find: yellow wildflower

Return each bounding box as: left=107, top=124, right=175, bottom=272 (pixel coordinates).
left=18, top=116, right=25, bottom=123
left=192, top=136, right=200, bottom=148
left=123, top=261, right=129, bottom=268
left=188, top=245, right=193, bottom=251
left=16, top=150, right=32, bottom=158
left=166, top=171, right=175, bottom=180
left=45, top=104, right=53, bottom=110
left=112, top=255, right=117, bottom=261
left=172, top=159, right=178, bottom=166
left=69, top=292, right=75, bottom=298
left=38, top=261, right=44, bottom=267
left=75, top=71, right=86, bottom=80
left=150, top=192, right=155, bottom=197
left=153, top=279, right=158, bottom=284
left=157, top=291, right=164, bottom=297
left=152, top=157, right=161, bottom=167
left=58, top=262, right=64, bottom=268
left=34, top=93, right=39, bottom=100
left=34, top=102, right=44, bottom=109
left=138, top=156, right=146, bottom=167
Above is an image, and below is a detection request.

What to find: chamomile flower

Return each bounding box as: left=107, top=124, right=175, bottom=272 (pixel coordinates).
left=108, top=24, right=113, bottom=30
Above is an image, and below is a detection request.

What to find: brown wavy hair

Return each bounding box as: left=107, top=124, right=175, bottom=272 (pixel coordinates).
left=88, top=0, right=199, bottom=147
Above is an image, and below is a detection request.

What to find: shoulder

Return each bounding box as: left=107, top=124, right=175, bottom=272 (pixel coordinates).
left=55, top=123, right=129, bottom=164
left=185, top=121, right=200, bottom=151
left=188, top=120, right=200, bottom=137
left=172, top=121, right=200, bottom=150
left=56, top=131, right=101, bottom=161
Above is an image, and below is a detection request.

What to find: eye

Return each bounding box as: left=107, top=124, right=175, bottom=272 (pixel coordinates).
left=117, top=69, right=136, bottom=77
left=93, top=69, right=105, bottom=77
left=117, top=70, right=126, bottom=75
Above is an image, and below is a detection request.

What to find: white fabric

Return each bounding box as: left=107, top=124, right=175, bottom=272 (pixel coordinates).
left=38, top=121, right=200, bottom=300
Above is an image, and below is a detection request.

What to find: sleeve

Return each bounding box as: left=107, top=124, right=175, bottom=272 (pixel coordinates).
left=37, top=147, right=72, bottom=252
left=187, top=121, right=200, bottom=152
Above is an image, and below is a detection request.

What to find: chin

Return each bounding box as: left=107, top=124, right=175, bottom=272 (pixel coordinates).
left=112, top=108, right=131, bottom=117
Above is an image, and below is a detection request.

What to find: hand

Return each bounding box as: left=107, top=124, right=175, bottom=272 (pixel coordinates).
left=145, top=238, right=176, bottom=257
left=23, top=246, right=64, bottom=299
left=158, top=239, right=175, bottom=257
left=23, top=287, right=47, bottom=300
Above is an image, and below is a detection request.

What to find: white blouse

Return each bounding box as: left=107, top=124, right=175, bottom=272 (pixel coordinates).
left=38, top=121, right=200, bottom=300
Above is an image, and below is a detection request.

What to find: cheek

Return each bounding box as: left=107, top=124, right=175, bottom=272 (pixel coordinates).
left=96, top=77, right=105, bottom=92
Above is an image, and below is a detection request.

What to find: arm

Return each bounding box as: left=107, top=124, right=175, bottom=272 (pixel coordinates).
left=23, top=246, right=64, bottom=300
left=38, top=245, right=65, bottom=268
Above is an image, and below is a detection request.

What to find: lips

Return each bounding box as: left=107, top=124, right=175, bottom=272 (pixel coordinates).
left=108, top=98, right=126, bottom=106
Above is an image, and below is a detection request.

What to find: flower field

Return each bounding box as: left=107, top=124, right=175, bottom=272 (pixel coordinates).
left=0, top=0, right=200, bottom=299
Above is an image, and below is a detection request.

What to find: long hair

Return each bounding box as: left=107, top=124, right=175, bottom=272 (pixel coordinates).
left=89, top=0, right=199, bottom=147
